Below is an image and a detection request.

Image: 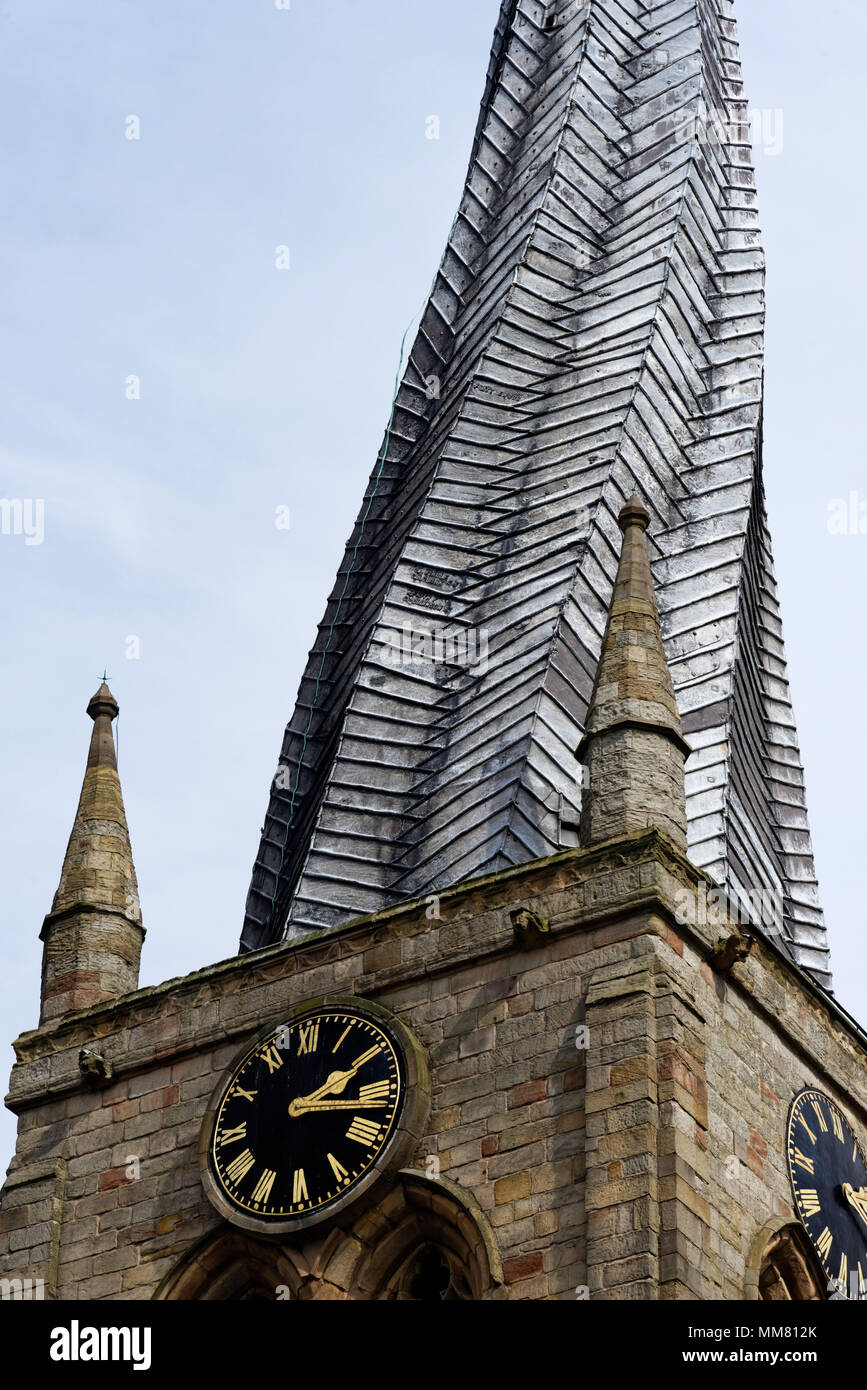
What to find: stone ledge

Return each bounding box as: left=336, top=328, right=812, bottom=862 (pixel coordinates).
left=9, top=827, right=863, bottom=1125
left=5, top=832, right=698, bottom=1111
left=1, top=1156, right=65, bottom=1191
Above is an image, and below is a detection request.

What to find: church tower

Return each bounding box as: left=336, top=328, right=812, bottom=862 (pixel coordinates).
left=1, top=0, right=864, bottom=1308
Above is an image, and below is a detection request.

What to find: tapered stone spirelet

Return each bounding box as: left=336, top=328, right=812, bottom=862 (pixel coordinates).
left=579, top=500, right=689, bottom=852
left=39, top=684, right=144, bottom=1022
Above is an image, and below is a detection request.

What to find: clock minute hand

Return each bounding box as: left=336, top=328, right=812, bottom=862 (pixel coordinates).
left=288, top=1068, right=352, bottom=1116
left=289, top=1098, right=389, bottom=1115
left=842, top=1183, right=867, bottom=1228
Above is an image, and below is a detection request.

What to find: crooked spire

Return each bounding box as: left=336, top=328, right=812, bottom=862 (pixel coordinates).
left=242, top=0, right=829, bottom=987
left=578, top=499, right=689, bottom=850
left=39, top=683, right=143, bottom=1022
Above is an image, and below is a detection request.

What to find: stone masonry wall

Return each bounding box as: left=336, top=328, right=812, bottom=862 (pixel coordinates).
left=2, top=830, right=866, bottom=1301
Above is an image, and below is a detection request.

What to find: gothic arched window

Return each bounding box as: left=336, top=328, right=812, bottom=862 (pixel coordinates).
left=385, top=1241, right=475, bottom=1301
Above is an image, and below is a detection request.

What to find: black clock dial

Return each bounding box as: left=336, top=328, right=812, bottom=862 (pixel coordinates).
left=210, top=1009, right=405, bottom=1223
left=787, top=1087, right=867, bottom=1298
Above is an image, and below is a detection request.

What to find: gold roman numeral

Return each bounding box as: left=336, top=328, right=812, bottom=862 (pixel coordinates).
left=327, top=1153, right=349, bottom=1183
left=298, top=1021, right=320, bottom=1055
left=832, top=1109, right=845, bottom=1142
left=293, top=1169, right=308, bottom=1203
left=219, top=1122, right=247, bottom=1147
left=251, top=1169, right=276, bottom=1204
left=793, top=1148, right=815, bottom=1175
left=798, top=1114, right=816, bottom=1145
left=233, top=1086, right=257, bottom=1103
left=816, top=1226, right=833, bottom=1260
left=811, top=1100, right=828, bottom=1133
left=359, top=1080, right=391, bottom=1103
left=260, top=1044, right=283, bottom=1074
left=800, top=1188, right=821, bottom=1218
left=839, top=1253, right=849, bottom=1288
left=225, top=1149, right=256, bottom=1184
left=346, top=1116, right=382, bottom=1146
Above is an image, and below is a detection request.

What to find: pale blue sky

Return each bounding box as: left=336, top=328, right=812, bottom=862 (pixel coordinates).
left=1, top=0, right=865, bottom=1176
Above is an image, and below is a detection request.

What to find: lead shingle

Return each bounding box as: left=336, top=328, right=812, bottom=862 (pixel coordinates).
left=241, top=0, right=829, bottom=989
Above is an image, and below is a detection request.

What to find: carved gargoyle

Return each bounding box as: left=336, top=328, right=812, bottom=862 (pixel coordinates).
left=511, top=908, right=550, bottom=950
left=78, top=1047, right=113, bottom=1085
left=711, top=933, right=754, bottom=975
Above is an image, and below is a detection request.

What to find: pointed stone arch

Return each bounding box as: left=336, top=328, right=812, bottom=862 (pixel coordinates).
left=345, top=1170, right=503, bottom=1300
left=155, top=1172, right=503, bottom=1301
left=153, top=1228, right=305, bottom=1302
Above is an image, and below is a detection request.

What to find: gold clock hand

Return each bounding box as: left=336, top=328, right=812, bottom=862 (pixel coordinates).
left=289, top=1098, right=389, bottom=1115
left=288, top=1073, right=347, bottom=1117
left=288, top=1058, right=371, bottom=1117
left=310, top=1067, right=354, bottom=1099
left=842, top=1182, right=867, bottom=1228
left=288, top=1044, right=384, bottom=1117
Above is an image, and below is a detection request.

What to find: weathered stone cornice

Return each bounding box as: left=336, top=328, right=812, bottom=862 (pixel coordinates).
left=6, top=830, right=861, bottom=1123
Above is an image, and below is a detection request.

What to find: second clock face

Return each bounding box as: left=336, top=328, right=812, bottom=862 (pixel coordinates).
left=788, top=1087, right=867, bottom=1296
left=210, top=1008, right=405, bottom=1225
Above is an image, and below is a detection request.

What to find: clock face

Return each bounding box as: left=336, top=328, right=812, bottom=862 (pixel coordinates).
left=787, top=1087, right=867, bottom=1298
left=209, top=1006, right=406, bottom=1227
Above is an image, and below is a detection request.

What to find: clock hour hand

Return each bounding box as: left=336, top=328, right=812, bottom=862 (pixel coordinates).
left=288, top=1060, right=371, bottom=1117
left=842, top=1182, right=867, bottom=1228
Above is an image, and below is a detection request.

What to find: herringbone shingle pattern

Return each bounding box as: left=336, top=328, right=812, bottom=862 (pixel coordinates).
left=241, top=0, right=829, bottom=987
